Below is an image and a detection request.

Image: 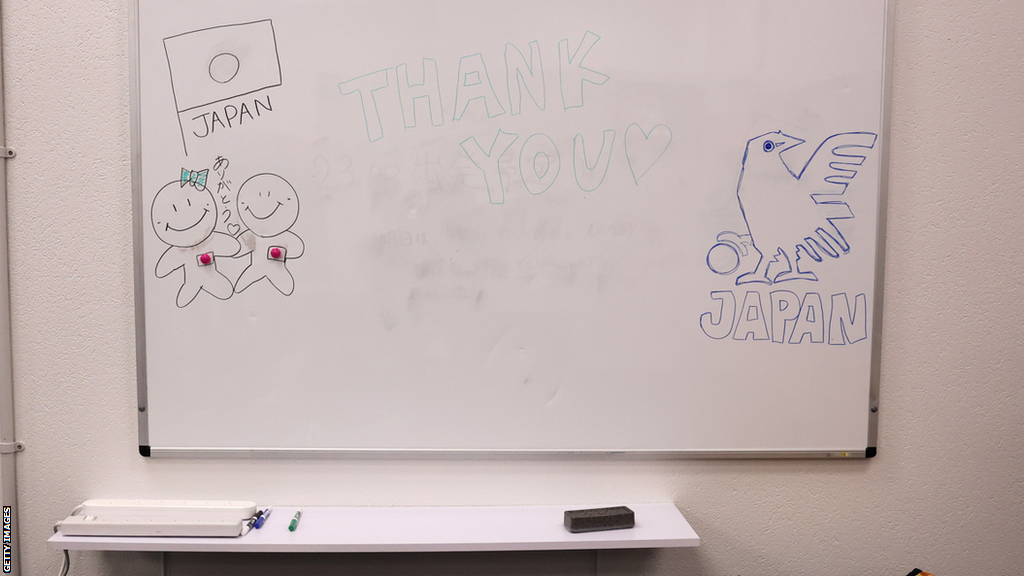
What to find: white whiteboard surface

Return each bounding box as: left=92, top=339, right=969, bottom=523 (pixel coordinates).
left=132, top=0, right=891, bottom=455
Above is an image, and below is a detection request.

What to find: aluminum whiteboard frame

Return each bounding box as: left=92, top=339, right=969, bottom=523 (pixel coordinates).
left=130, top=0, right=151, bottom=452
left=130, top=0, right=893, bottom=459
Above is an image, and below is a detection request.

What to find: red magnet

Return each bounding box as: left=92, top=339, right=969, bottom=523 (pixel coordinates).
left=198, top=253, right=212, bottom=265
left=270, top=247, right=283, bottom=259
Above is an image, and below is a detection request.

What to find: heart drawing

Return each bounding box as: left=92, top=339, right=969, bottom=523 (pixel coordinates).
left=624, top=123, right=672, bottom=184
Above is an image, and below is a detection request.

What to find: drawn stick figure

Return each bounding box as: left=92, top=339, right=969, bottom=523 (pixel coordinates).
left=233, top=173, right=304, bottom=295
left=151, top=173, right=241, bottom=307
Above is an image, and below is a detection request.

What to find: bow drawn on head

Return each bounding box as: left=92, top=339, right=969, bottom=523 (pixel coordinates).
left=180, top=168, right=209, bottom=190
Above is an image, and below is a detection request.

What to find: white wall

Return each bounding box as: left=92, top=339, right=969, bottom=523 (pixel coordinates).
left=3, top=1, right=1023, bottom=575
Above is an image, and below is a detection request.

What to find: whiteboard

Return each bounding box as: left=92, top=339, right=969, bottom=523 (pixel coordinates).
left=132, top=0, right=891, bottom=456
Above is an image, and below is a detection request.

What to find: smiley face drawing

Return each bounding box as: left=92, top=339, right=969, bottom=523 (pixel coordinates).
left=233, top=173, right=305, bottom=295
left=151, top=177, right=241, bottom=307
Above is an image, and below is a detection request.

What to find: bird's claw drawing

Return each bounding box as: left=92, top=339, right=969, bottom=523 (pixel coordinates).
left=772, top=246, right=818, bottom=283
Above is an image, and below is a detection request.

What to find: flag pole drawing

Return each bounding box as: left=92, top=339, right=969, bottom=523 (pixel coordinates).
left=163, top=19, right=283, bottom=155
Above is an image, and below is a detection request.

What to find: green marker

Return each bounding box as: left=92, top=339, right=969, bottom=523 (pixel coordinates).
left=288, top=509, right=302, bottom=532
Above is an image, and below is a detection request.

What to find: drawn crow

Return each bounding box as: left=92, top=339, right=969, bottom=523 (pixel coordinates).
left=733, top=131, right=877, bottom=284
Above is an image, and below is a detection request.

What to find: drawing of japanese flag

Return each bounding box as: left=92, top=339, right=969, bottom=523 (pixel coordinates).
left=163, top=19, right=282, bottom=113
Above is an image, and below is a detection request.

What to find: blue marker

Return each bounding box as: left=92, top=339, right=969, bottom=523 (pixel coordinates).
left=244, top=510, right=262, bottom=531
left=254, top=506, right=273, bottom=529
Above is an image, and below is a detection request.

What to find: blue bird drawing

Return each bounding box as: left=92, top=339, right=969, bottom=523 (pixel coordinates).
left=718, top=131, right=877, bottom=284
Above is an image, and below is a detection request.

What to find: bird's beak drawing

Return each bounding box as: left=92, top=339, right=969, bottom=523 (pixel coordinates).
left=774, top=132, right=805, bottom=152
left=775, top=132, right=807, bottom=178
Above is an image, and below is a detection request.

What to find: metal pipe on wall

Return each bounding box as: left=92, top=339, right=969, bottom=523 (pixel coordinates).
left=0, top=1, right=23, bottom=574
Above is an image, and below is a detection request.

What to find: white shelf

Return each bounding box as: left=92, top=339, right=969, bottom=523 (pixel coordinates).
left=48, top=503, right=699, bottom=553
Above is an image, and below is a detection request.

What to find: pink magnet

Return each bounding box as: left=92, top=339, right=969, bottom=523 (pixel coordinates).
left=199, top=253, right=212, bottom=265
left=270, top=248, right=282, bottom=259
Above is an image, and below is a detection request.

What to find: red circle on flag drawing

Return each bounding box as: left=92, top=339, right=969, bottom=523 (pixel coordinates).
left=208, top=53, right=240, bottom=84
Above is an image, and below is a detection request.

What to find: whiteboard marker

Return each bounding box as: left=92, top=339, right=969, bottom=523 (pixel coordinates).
left=254, top=506, right=273, bottom=529
left=288, top=509, right=302, bottom=531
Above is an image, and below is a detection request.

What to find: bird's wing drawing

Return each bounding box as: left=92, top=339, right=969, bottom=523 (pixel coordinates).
left=783, top=132, right=878, bottom=220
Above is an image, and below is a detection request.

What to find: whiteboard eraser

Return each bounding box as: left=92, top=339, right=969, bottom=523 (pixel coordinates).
left=564, top=506, right=635, bottom=533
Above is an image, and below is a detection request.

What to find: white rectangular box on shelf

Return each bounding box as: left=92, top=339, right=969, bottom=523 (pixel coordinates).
left=55, top=500, right=257, bottom=537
